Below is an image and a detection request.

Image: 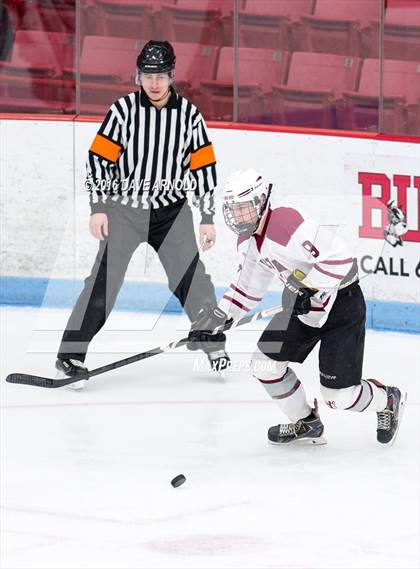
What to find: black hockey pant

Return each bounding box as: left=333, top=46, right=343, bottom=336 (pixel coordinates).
left=257, top=283, right=366, bottom=389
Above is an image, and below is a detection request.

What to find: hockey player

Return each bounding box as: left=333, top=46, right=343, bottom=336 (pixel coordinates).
left=55, top=40, right=230, bottom=388
left=188, top=169, right=406, bottom=445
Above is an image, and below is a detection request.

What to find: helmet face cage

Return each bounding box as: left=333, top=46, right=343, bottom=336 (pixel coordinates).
left=222, top=170, right=272, bottom=236
left=135, top=68, right=174, bottom=86
left=223, top=196, right=263, bottom=236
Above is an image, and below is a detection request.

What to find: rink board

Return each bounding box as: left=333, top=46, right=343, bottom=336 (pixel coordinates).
left=1, top=118, right=419, bottom=333
left=1, top=276, right=419, bottom=334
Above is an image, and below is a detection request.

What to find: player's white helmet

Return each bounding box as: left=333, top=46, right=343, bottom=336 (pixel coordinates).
left=222, top=169, right=271, bottom=236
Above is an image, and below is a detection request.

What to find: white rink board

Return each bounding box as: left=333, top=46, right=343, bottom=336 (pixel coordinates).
left=1, top=119, right=419, bottom=303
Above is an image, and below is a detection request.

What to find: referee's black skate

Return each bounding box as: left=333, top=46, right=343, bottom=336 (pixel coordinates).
left=55, top=358, right=88, bottom=391
left=268, top=400, right=327, bottom=445
left=376, top=386, right=407, bottom=445
left=207, top=349, right=231, bottom=374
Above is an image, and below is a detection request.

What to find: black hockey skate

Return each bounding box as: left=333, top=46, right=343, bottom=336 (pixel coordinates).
left=376, top=386, right=407, bottom=445
left=268, top=400, right=327, bottom=445
left=207, top=349, right=231, bottom=374
left=55, top=358, right=88, bottom=391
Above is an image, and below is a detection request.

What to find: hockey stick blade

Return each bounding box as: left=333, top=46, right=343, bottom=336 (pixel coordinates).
left=5, top=340, right=185, bottom=388
left=5, top=373, right=79, bottom=388
left=5, top=305, right=284, bottom=388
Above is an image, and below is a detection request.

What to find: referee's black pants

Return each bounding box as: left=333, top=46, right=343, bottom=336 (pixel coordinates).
left=58, top=199, right=217, bottom=362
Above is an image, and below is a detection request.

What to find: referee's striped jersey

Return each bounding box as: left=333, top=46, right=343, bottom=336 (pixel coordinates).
left=86, top=87, right=217, bottom=223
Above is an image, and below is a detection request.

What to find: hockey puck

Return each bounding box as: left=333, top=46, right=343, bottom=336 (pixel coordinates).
left=171, top=474, right=186, bottom=488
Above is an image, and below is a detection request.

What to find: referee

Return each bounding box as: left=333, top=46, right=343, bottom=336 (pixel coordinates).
left=56, top=40, right=230, bottom=388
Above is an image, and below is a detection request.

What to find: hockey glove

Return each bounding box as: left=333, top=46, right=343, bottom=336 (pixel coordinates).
left=282, top=270, right=316, bottom=316
left=187, top=304, right=232, bottom=353
left=384, top=200, right=408, bottom=247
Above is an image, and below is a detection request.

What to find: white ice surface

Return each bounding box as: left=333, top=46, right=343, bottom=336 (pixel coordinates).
left=1, top=307, right=419, bottom=569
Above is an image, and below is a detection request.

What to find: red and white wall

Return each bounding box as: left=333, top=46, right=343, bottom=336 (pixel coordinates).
left=1, top=117, right=419, bottom=314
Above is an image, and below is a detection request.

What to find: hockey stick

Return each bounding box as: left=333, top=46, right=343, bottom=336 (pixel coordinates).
left=5, top=305, right=284, bottom=389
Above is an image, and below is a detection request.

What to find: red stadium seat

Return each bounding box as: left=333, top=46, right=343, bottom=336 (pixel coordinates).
left=160, top=0, right=230, bottom=46
left=200, top=46, right=289, bottom=121
left=77, top=35, right=141, bottom=80
left=88, top=0, right=153, bottom=38
left=0, top=30, right=76, bottom=112
left=243, top=0, right=314, bottom=20
left=0, top=30, right=75, bottom=100
left=341, top=58, right=420, bottom=134
left=0, top=30, right=75, bottom=76
left=76, top=35, right=141, bottom=113
left=368, top=4, right=420, bottom=61
left=81, top=34, right=143, bottom=54
left=19, top=0, right=76, bottom=34
left=13, top=30, right=76, bottom=70
left=267, top=51, right=361, bottom=128
left=299, top=0, right=380, bottom=55
left=80, top=48, right=135, bottom=83
left=238, top=0, right=314, bottom=50
left=171, top=42, right=219, bottom=98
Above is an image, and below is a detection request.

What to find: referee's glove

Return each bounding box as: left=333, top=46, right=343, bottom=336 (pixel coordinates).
left=187, top=304, right=232, bottom=352
left=282, top=271, right=317, bottom=316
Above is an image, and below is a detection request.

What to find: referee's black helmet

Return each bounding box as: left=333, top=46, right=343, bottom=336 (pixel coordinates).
left=137, top=41, right=176, bottom=74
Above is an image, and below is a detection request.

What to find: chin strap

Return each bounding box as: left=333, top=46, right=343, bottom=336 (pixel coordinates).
left=261, top=182, right=272, bottom=213
left=148, top=89, right=171, bottom=103
left=251, top=183, right=273, bottom=235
